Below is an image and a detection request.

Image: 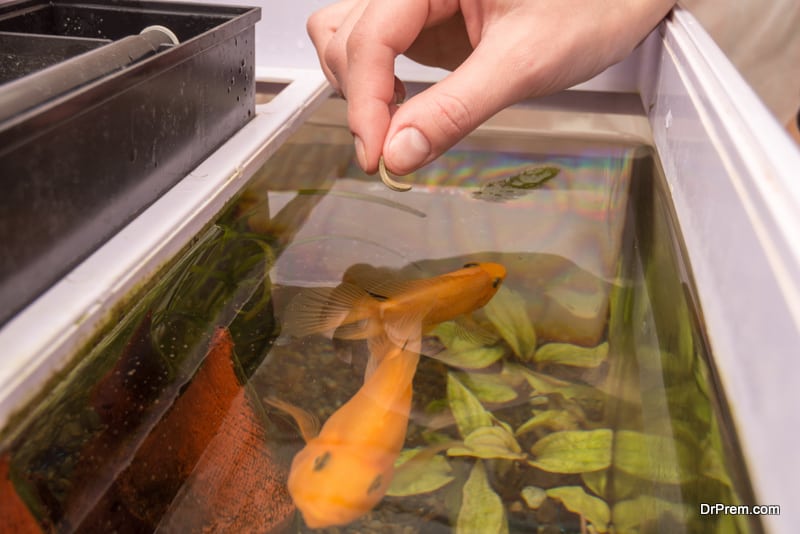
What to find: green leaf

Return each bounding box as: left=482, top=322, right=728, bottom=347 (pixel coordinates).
left=700, top=443, right=734, bottom=488
left=448, top=426, right=527, bottom=460
left=614, top=430, right=696, bottom=484
left=529, top=429, right=612, bottom=473
left=544, top=283, right=606, bottom=320
left=483, top=286, right=537, bottom=361
left=546, top=486, right=609, bottom=533
left=456, top=461, right=508, bottom=534
left=520, top=486, right=547, bottom=509
left=387, top=448, right=455, bottom=497
left=457, top=371, right=518, bottom=404
left=515, top=409, right=581, bottom=436
left=514, top=364, right=606, bottom=404
left=581, top=470, right=606, bottom=498
left=433, top=322, right=506, bottom=369
left=447, top=372, right=494, bottom=438
left=535, top=342, right=609, bottom=368
left=612, top=495, right=691, bottom=532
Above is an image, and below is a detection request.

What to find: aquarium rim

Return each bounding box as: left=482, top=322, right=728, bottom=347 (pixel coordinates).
left=0, top=7, right=798, bottom=533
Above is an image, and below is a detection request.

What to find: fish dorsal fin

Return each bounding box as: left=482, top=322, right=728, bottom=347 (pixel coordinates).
left=343, top=264, right=436, bottom=301
left=342, top=263, right=398, bottom=293
left=281, top=282, right=371, bottom=338
left=264, top=397, right=320, bottom=442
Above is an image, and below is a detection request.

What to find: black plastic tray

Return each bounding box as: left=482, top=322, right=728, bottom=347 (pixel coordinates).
left=0, top=1, right=260, bottom=326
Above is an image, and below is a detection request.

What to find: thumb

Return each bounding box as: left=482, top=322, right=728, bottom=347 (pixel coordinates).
left=382, top=42, right=532, bottom=175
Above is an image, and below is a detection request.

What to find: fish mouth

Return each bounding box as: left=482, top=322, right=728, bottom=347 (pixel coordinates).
left=481, top=262, right=507, bottom=282
left=298, top=501, right=360, bottom=529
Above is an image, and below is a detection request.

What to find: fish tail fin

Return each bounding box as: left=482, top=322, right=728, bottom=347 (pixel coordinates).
left=280, top=282, right=374, bottom=339
left=263, top=397, right=320, bottom=442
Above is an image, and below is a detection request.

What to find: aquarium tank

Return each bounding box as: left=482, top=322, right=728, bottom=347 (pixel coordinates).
left=0, top=98, right=756, bottom=534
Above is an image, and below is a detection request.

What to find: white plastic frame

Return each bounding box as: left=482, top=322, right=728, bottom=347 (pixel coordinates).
left=0, top=4, right=798, bottom=532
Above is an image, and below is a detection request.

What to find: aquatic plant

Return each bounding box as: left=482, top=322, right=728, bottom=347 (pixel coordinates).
left=385, top=283, right=748, bottom=533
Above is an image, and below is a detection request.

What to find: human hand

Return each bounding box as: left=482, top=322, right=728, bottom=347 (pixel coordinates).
left=308, top=0, right=675, bottom=176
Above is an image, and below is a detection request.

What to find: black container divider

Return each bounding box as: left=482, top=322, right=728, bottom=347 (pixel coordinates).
left=0, top=32, right=111, bottom=84
left=0, top=0, right=261, bottom=326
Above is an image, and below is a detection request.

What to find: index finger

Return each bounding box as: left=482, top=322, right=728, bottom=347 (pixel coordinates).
left=344, top=0, right=433, bottom=173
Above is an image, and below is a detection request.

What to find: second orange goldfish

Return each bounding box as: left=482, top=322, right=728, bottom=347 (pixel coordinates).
left=282, top=262, right=507, bottom=344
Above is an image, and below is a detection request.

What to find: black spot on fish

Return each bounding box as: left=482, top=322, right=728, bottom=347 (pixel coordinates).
left=313, top=451, right=331, bottom=471
left=367, top=474, right=383, bottom=494
left=492, top=277, right=502, bottom=288
left=366, top=290, right=389, bottom=301
left=463, top=262, right=479, bottom=268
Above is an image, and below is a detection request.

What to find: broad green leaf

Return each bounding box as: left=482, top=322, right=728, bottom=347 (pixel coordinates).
left=546, top=486, right=609, bottom=533
left=515, top=409, right=580, bottom=436
left=387, top=448, right=455, bottom=497
left=448, top=426, right=527, bottom=460
left=447, top=373, right=493, bottom=438
left=529, top=429, right=612, bottom=473
left=457, top=371, right=518, bottom=403
left=581, top=470, right=606, bottom=498
left=610, top=469, right=641, bottom=502
left=535, top=342, right=609, bottom=368
left=612, top=495, right=691, bottom=532
left=433, top=322, right=505, bottom=369
left=615, top=430, right=695, bottom=484
left=483, top=286, right=537, bottom=361
left=456, top=461, right=508, bottom=534
left=700, top=441, right=734, bottom=488
left=513, top=364, right=606, bottom=405
left=544, top=283, right=606, bottom=320
left=435, top=346, right=506, bottom=370
left=675, top=296, right=695, bottom=369
left=520, top=486, right=546, bottom=509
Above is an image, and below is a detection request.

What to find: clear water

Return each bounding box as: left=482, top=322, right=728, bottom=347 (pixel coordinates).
left=0, top=105, right=755, bottom=533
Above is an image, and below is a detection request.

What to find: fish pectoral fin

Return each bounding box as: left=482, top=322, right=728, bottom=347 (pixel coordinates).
left=263, top=397, right=320, bottom=442
left=380, top=298, right=434, bottom=354
left=362, top=306, right=427, bottom=382
left=393, top=440, right=462, bottom=477
left=281, top=282, right=371, bottom=338
left=333, top=319, right=373, bottom=340
left=451, top=316, right=501, bottom=346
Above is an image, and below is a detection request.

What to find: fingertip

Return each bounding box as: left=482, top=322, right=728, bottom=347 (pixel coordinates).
left=353, top=135, right=367, bottom=171
left=384, top=126, right=432, bottom=175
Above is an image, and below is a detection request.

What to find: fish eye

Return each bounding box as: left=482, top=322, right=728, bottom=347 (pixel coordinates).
left=367, top=474, right=383, bottom=494
left=312, top=451, right=331, bottom=472
left=463, top=262, right=479, bottom=268
left=492, top=277, right=502, bottom=288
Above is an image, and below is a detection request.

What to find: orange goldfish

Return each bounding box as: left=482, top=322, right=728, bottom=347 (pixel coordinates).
left=282, top=262, right=507, bottom=344
left=266, top=333, right=420, bottom=528
left=268, top=262, right=506, bottom=528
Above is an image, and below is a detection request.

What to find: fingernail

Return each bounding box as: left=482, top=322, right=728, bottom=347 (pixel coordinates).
left=353, top=136, right=367, bottom=170
left=386, top=127, right=430, bottom=171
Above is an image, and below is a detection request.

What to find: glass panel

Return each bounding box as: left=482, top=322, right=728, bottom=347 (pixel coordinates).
left=0, top=99, right=754, bottom=533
